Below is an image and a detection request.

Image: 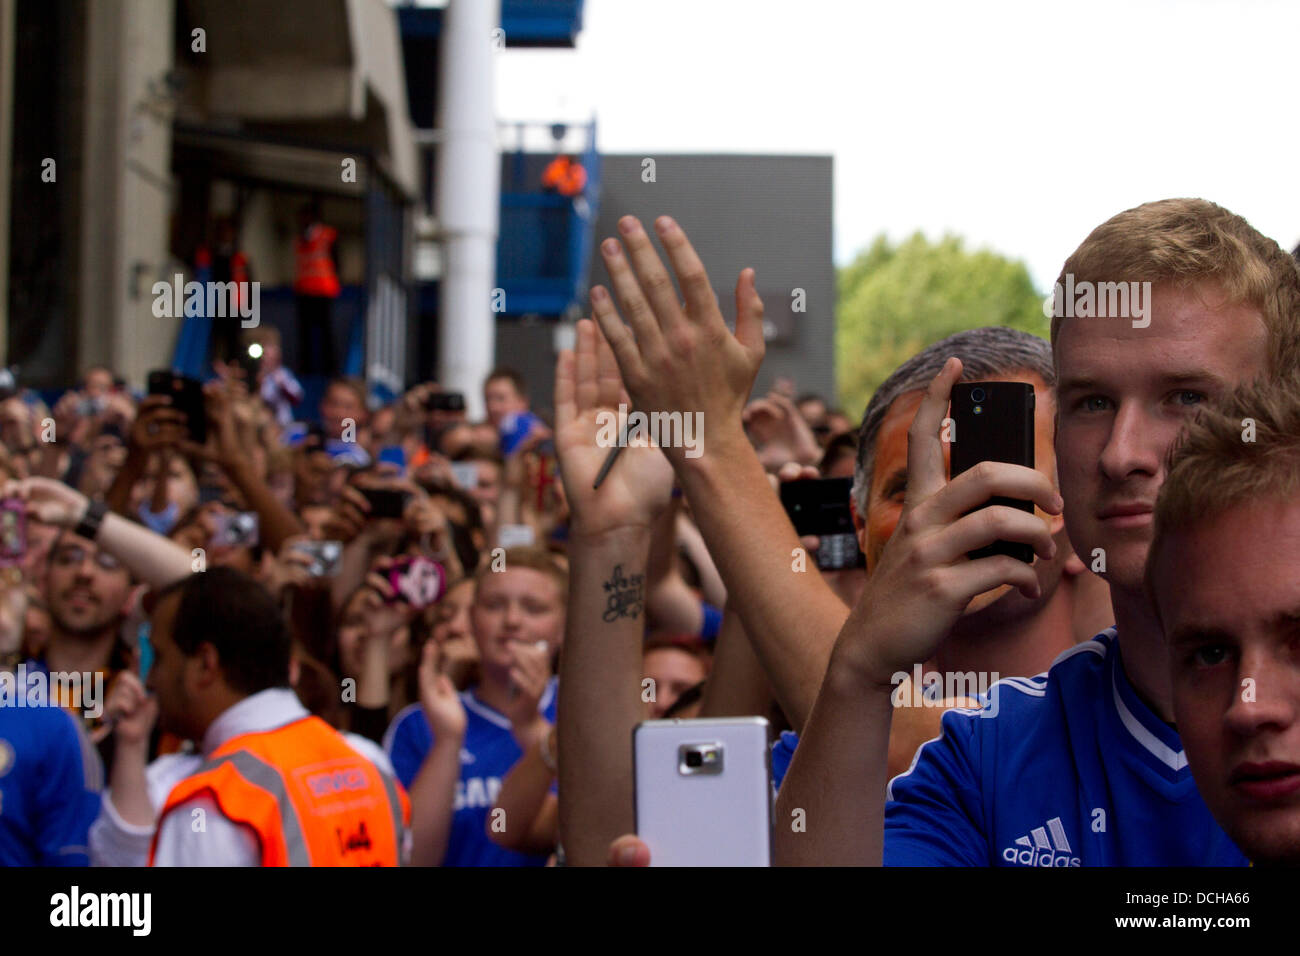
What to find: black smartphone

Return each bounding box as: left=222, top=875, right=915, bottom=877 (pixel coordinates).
left=779, top=477, right=865, bottom=570
left=948, top=381, right=1036, bottom=564
left=360, top=487, right=411, bottom=519
left=147, top=370, right=207, bottom=446
left=426, top=391, right=466, bottom=413
left=780, top=477, right=855, bottom=536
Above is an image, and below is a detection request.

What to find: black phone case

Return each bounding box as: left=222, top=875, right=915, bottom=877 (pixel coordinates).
left=362, top=487, right=409, bottom=519
left=948, top=382, right=1035, bottom=564
left=147, top=371, right=207, bottom=446
left=779, top=477, right=856, bottom=537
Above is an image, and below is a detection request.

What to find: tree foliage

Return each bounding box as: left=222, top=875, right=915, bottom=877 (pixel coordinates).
left=836, top=233, right=1047, bottom=419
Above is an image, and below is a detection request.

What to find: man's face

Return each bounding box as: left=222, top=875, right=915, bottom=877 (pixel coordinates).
left=860, top=370, right=1060, bottom=614
left=321, top=385, right=365, bottom=440
left=643, top=646, right=707, bottom=718
left=471, top=460, right=502, bottom=507
left=45, top=533, right=132, bottom=637
left=146, top=593, right=200, bottom=739
left=0, top=399, right=32, bottom=451
left=432, top=578, right=476, bottom=646
left=83, top=369, right=114, bottom=399
left=299, top=505, right=333, bottom=541
left=1156, top=499, right=1300, bottom=865
left=470, top=568, right=564, bottom=674
left=1055, top=283, right=1268, bottom=593
left=484, top=379, right=527, bottom=428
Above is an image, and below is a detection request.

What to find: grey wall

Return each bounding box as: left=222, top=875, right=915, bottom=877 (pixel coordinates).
left=594, top=154, right=834, bottom=399
left=496, top=153, right=836, bottom=419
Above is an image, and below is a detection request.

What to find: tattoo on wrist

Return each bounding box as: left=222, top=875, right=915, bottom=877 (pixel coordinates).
left=601, top=564, right=645, bottom=623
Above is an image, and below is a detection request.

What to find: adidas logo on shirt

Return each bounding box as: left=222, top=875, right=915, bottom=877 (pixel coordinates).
left=1002, top=817, right=1081, bottom=867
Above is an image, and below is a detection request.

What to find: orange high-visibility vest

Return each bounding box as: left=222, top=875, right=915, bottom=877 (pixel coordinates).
left=295, top=225, right=341, bottom=298
left=196, top=247, right=251, bottom=311
left=541, top=157, right=587, bottom=197
left=148, top=715, right=409, bottom=867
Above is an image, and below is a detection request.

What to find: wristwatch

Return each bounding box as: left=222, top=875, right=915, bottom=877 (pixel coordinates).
left=74, top=500, right=109, bottom=542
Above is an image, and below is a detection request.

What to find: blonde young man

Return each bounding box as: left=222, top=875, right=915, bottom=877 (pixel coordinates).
left=1148, top=377, right=1300, bottom=866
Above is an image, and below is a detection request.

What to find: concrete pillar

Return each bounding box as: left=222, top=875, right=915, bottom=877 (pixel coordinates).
left=434, top=0, right=500, bottom=420
left=78, top=0, right=174, bottom=386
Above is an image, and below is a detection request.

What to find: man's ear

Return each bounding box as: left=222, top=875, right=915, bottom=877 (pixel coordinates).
left=121, top=583, right=148, bottom=620
left=850, top=497, right=868, bottom=552
left=195, top=642, right=223, bottom=687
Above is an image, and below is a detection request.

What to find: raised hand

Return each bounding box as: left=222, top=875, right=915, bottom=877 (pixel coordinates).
left=503, top=638, right=552, bottom=744
left=554, top=318, right=675, bottom=539
left=745, top=391, right=822, bottom=469
left=589, top=215, right=766, bottom=469
left=834, top=358, right=1061, bottom=686
left=1, top=477, right=90, bottom=530
left=103, top=670, right=158, bottom=749
left=418, top=639, right=467, bottom=741
left=127, top=395, right=188, bottom=455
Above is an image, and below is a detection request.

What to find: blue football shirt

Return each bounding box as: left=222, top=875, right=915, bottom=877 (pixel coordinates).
left=0, top=698, right=102, bottom=866
left=774, top=629, right=1247, bottom=866
left=384, top=677, right=558, bottom=867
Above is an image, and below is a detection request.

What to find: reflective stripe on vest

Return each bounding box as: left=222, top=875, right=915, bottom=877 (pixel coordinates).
left=190, top=749, right=312, bottom=866
left=376, top=765, right=407, bottom=855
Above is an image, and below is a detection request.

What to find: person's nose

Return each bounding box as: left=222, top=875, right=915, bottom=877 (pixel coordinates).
left=1097, top=401, right=1162, bottom=485
left=1224, top=647, right=1297, bottom=739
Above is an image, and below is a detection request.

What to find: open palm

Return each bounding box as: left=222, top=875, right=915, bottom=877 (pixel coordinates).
left=555, top=319, right=675, bottom=538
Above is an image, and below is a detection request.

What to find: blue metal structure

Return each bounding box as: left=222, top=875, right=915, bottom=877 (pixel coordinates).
left=397, top=0, right=597, bottom=387
left=496, top=120, right=601, bottom=317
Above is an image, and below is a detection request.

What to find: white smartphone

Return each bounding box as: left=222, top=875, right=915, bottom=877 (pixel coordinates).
left=633, top=716, right=772, bottom=867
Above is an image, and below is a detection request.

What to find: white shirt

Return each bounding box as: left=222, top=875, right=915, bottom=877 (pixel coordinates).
left=89, top=688, right=397, bottom=867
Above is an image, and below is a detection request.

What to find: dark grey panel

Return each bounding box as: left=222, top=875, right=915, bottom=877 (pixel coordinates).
left=496, top=153, right=836, bottom=412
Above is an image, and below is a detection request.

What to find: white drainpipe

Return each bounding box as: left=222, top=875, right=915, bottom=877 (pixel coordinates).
left=435, top=0, right=501, bottom=421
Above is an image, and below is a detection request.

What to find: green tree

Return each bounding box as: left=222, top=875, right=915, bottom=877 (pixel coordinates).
left=836, top=233, right=1047, bottom=419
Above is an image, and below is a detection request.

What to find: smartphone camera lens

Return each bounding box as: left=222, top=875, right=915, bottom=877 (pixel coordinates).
left=685, top=750, right=703, bottom=768
left=970, top=387, right=986, bottom=403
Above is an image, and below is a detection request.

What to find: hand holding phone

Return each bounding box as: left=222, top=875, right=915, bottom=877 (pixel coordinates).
left=291, top=540, right=343, bottom=577
left=360, top=486, right=412, bottom=520
left=386, top=555, right=446, bottom=611
left=779, top=477, right=864, bottom=570
left=0, top=498, right=27, bottom=567
left=634, top=717, right=772, bottom=866
left=147, top=370, right=208, bottom=446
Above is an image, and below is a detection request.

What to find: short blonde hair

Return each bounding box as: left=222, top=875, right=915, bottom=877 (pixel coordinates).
left=474, top=546, right=568, bottom=601
left=1147, top=374, right=1300, bottom=595
left=1052, top=198, right=1300, bottom=378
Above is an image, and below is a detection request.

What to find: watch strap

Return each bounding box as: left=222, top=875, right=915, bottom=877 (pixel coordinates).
left=74, top=500, right=109, bottom=541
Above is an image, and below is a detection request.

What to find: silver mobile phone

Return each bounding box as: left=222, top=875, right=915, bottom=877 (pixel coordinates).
left=633, top=716, right=772, bottom=866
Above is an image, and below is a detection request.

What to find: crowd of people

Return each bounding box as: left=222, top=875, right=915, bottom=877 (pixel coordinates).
left=1, top=196, right=1298, bottom=868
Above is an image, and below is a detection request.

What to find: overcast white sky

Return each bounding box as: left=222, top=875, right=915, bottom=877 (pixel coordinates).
left=495, top=0, right=1300, bottom=290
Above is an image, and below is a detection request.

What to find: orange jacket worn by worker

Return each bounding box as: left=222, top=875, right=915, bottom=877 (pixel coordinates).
left=541, top=156, right=587, bottom=197
left=147, top=715, right=410, bottom=866
left=294, top=224, right=341, bottom=298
